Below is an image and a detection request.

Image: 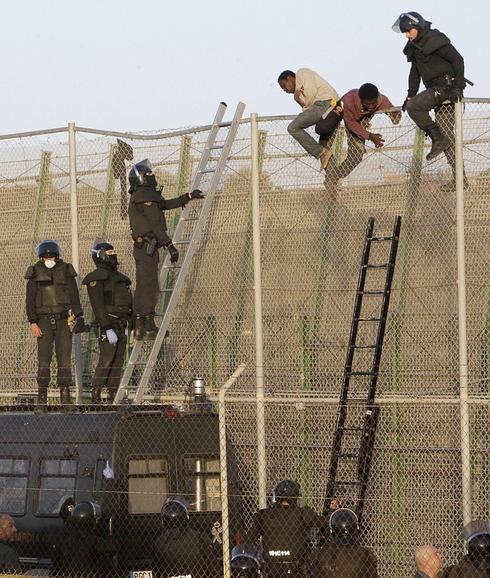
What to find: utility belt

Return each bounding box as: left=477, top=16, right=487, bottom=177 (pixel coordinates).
left=94, top=315, right=129, bottom=338
left=133, top=235, right=159, bottom=256
left=38, top=311, right=69, bottom=321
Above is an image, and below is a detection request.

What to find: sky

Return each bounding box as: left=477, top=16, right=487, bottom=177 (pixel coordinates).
left=3, top=0, right=488, bottom=135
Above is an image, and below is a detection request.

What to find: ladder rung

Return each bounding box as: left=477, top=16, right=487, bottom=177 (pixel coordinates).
left=335, top=480, right=360, bottom=486
left=198, top=168, right=216, bottom=174
left=208, top=145, right=224, bottom=150
left=355, top=317, right=381, bottom=322
left=345, top=397, right=370, bottom=402
left=369, top=235, right=393, bottom=242
left=182, top=217, right=199, bottom=222
left=351, top=345, right=376, bottom=349
left=163, top=265, right=182, bottom=270
left=338, top=453, right=359, bottom=459
left=363, top=263, right=389, bottom=269
left=360, top=290, right=385, bottom=295
left=348, top=371, right=372, bottom=376
left=173, top=240, right=190, bottom=245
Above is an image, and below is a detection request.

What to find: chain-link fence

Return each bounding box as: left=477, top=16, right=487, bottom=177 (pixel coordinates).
left=0, top=100, right=489, bottom=577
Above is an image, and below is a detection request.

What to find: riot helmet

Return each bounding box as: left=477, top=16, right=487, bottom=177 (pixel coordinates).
left=37, top=240, right=60, bottom=258
left=71, top=501, right=102, bottom=529
left=58, top=496, right=76, bottom=521
left=464, top=520, right=490, bottom=569
left=161, top=496, right=190, bottom=528
left=329, top=508, right=359, bottom=545
left=273, top=479, right=300, bottom=506
left=128, top=158, right=154, bottom=191
left=231, top=543, right=261, bottom=576
left=91, top=239, right=117, bottom=267
left=392, top=12, right=426, bottom=33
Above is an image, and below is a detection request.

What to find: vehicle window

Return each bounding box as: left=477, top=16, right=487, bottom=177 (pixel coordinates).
left=0, top=457, right=29, bottom=515
left=128, top=458, right=168, bottom=515
left=183, top=456, right=221, bottom=512
left=37, top=459, right=77, bottom=516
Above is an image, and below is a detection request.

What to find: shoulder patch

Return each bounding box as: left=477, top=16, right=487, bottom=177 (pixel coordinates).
left=144, top=201, right=153, bottom=206
left=89, top=281, right=97, bottom=287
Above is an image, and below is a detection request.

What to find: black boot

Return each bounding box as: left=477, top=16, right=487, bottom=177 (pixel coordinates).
left=144, top=314, right=158, bottom=340
left=60, top=387, right=72, bottom=404
left=35, top=387, right=48, bottom=414
left=426, top=125, right=451, bottom=161
left=133, top=315, right=145, bottom=341
left=91, top=387, right=102, bottom=404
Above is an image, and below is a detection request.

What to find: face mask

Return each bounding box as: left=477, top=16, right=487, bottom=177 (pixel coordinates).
left=107, top=254, right=118, bottom=268
left=145, top=174, right=157, bottom=188
left=43, top=259, right=56, bottom=269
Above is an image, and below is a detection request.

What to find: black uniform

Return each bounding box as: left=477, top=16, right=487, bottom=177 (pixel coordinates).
left=82, top=261, right=132, bottom=402
left=0, top=540, right=20, bottom=573
left=446, top=557, right=488, bottom=577
left=310, top=542, right=378, bottom=577
left=25, top=259, right=83, bottom=403
left=52, top=524, right=116, bottom=578
left=403, top=21, right=465, bottom=176
left=153, top=526, right=215, bottom=577
left=128, top=184, right=189, bottom=317
left=248, top=504, right=319, bottom=577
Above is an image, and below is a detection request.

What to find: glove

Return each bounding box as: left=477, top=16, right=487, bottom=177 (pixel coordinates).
left=189, top=189, right=205, bottom=199
left=402, top=98, right=409, bottom=112
left=167, top=243, right=179, bottom=263
left=72, top=316, right=86, bottom=334
left=106, top=328, right=118, bottom=345
left=448, top=87, right=463, bottom=103
left=369, top=133, right=385, bottom=148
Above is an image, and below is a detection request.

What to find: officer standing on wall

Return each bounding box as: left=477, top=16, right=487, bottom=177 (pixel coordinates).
left=447, top=520, right=490, bottom=577
left=82, top=241, right=132, bottom=404
left=153, top=496, right=215, bottom=577
left=128, top=159, right=204, bottom=341
left=247, top=479, right=320, bottom=577
left=310, top=508, right=378, bottom=577
left=392, top=11, right=469, bottom=189
left=25, top=240, right=85, bottom=407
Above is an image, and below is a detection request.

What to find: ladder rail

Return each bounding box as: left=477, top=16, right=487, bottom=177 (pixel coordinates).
left=114, top=102, right=230, bottom=404
left=131, top=102, right=246, bottom=403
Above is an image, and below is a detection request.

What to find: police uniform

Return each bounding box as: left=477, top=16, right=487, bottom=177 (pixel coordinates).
left=0, top=540, right=20, bottom=573
left=446, top=557, right=488, bottom=577
left=25, top=255, right=83, bottom=404
left=248, top=504, right=319, bottom=577
left=310, top=542, right=378, bottom=577
left=153, top=526, right=215, bottom=577
left=82, top=257, right=132, bottom=403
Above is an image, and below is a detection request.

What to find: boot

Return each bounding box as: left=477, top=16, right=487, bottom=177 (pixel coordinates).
left=133, top=315, right=145, bottom=341
left=426, top=125, right=451, bottom=161
left=35, top=388, right=48, bottom=414
left=144, top=314, right=158, bottom=340
left=60, top=386, right=72, bottom=404
left=91, top=387, right=102, bottom=404
left=440, top=175, right=470, bottom=193
left=107, top=389, right=117, bottom=405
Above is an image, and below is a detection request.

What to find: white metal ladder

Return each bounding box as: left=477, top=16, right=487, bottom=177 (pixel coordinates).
left=114, top=101, right=245, bottom=404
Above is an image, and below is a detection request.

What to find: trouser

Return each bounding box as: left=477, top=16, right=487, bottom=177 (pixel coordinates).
left=287, top=100, right=332, bottom=158
left=323, top=129, right=366, bottom=183
left=92, top=321, right=128, bottom=397
left=133, top=243, right=160, bottom=316
left=36, top=314, right=73, bottom=391
left=263, top=561, right=301, bottom=578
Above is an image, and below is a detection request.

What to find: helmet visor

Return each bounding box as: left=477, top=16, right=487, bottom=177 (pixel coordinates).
left=392, top=13, right=422, bottom=33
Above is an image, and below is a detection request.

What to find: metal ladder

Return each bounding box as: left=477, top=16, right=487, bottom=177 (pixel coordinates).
left=323, top=216, right=401, bottom=521
left=114, top=101, right=246, bottom=404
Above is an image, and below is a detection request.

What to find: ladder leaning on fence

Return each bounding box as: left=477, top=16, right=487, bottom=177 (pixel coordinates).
left=323, top=215, right=401, bottom=522
left=113, top=101, right=246, bottom=405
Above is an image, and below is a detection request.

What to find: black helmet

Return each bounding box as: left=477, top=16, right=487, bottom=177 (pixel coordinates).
left=71, top=501, right=101, bottom=529
left=59, top=497, right=76, bottom=521
left=273, top=479, right=300, bottom=505
left=91, top=239, right=115, bottom=265
left=231, top=544, right=261, bottom=576
left=37, top=240, right=60, bottom=258
left=329, top=508, right=359, bottom=545
left=161, top=496, right=189, bottom=528
left=392, top=12, right=425, bottom=33
left=464, top=520, right=490, bottom=569
left=128, top=158, right=153, bottom=191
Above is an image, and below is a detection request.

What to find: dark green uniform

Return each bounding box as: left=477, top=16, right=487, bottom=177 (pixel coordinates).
left=310, top=542, right=378, bottom=577
left=82, top=262, right=132, bottom=402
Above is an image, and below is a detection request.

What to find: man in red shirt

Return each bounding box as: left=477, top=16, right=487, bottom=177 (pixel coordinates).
left=315, top=83, right=401, bottom=192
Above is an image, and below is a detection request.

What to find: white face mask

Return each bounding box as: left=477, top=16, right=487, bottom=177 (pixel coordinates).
left=43, top=259, right=56, bottom=269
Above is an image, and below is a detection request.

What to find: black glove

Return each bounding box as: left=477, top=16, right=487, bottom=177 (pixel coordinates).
left=447, top=87, right=463, bottom=103
left=167, top=243, right=179, bottom=263
left=72, top=316, right=86, bottom=334
left=402, top=97, right=410, bottom=112
left=189, top=189, right=205, bottom=199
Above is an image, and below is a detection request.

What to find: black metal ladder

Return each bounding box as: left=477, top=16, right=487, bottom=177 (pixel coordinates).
left=323, top=216, right=401, bottom=521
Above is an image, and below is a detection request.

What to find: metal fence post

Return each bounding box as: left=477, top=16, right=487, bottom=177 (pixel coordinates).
left=455, top=100, right=472, bottom=525
left=251, top=113, right=267, bottom=509
left=68, top=122, right=83, bottom=403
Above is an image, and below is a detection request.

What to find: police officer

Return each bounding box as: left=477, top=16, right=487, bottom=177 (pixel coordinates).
left=25, top=240, right=85, bottom=407
left=231, top=543, right=262, bottom=576
left=392, top=12, right=468, bottom=188
left=310, top=508, right=378, bottom=577
left=447, top=520, right=490, bottom=577
left=153, top=496, right=215, bottom=577
left=52, top=500, right=116, bottom=578
left=0, top=514, right=20, bottom=574
left=128, top=159, right=204, bottom=341
left=82, top=241, right=132, bottom=404
left=248, top=479, right=320, bottom=577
